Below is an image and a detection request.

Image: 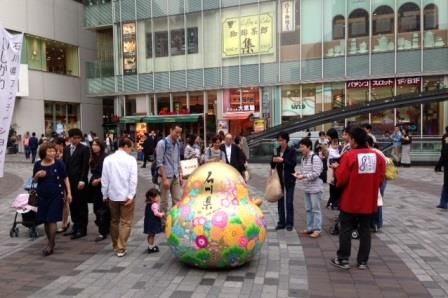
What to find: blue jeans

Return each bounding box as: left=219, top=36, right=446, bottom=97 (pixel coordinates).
left=438, top=183, right=448, bottom=208
left=277, top=184, right=295, bottom=227
left=304, top=192, right=322, bottom=232
left=373, top=180, right=387, bottom=228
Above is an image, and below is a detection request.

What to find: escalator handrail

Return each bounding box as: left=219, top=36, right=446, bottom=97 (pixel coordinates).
left=248, top=88, right=448, bottom=146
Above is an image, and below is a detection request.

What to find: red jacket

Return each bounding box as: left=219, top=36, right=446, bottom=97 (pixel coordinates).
left=335, top=148, right=386, bottom=214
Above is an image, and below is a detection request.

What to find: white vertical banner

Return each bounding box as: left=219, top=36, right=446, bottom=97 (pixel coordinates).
left=0, top=27, right=23, bottom=177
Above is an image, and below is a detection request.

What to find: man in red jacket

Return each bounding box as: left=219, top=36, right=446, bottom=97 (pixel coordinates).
left=330, top=127, right=386, bottom=270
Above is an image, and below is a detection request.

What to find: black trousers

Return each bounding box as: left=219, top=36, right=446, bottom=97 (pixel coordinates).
left=337, top=211, right=372, bottom=264
left=328, top=184, right=342, bottom=208
left=70, top=184, right=89, bottom=234
left=142, top=153, right=153, bottom=167
left=91, top=185, right=110, bottom=236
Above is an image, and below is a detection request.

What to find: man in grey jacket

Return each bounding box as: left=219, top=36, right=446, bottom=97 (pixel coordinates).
left=294, top=138, right=324, bottom=238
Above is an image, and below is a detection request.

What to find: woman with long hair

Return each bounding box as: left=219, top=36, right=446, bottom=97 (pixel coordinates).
left=54, top=137, right=71, bottom=234
left=88, top=139, right=110, bottom=242
left=33, top=143, right=72, bottom=256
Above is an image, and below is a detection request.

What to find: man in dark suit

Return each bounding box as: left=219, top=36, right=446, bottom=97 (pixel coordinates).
left=28, top=132, right=39, bottom=163
left=271, top=132, right=297, bottom=231
left=220, top=133, right=246, bottom=176
left=141, top=132, right=156, bottom=168
left=63, top=128, right=90, bottom=239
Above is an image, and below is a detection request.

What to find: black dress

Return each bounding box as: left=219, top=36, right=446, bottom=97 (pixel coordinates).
left=144, top=203, right=162, bottom=235
left=33, top=160, right=67, bottom=223
left=89, top=153, right=110, bottom=236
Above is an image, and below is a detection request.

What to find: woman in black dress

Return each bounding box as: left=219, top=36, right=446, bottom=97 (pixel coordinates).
left=33, top=143, right=72, bottom=256
left=88, top=139, right=110, bottom=242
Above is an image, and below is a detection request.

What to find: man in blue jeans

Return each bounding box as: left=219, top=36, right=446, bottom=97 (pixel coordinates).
left=271, top=132, right=297, bottom=231
left=295, top=138, right=324, bottom=238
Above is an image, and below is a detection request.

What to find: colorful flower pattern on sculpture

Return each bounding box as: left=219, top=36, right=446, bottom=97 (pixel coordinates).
left=165, top=162, right=266, bottom=269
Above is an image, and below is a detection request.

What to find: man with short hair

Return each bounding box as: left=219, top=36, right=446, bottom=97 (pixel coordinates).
left=331, top=127, right=386, bottom=270
left=156, top=125, right=183, bottom=214
left=220, top=133, right=246, bottom=176
left=295, top=138, right=324, bottom=238
left=63, top=128, right=90, bottom=239
left=362, top=123, right=376, bottom=145
left=101, top=138, right=137, bottom=257
left=29, top=132, right=39, bottom=163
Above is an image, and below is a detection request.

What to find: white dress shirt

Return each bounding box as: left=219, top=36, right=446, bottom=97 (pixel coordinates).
left=101, top=149, right=138, bottom=202
left=225, top=145, right=232, bottom=161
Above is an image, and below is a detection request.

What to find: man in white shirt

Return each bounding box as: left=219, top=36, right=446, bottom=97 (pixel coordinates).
left=101, top=138, right=138, bottom=257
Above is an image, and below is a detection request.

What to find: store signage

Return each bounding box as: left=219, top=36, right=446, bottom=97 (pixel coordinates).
left=371, top=79, right=394, bottom=88
left=397, top=77, right=421, bottom=86
left=281, top=1, right=295, bottom=32
left=282, top=96, right=315, bottom=116
left=222, top=13, right=274, bottom=57
left=346, top=80, right=370, bottom=89
left=0, top=27, right=23, bottom=177
left=254, top=119, right=266, bottom=133
left=122, top=22, right=137, bottom=75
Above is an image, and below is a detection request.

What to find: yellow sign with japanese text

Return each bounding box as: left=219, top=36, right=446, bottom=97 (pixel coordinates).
left=222, top=13, right=274, bottom=58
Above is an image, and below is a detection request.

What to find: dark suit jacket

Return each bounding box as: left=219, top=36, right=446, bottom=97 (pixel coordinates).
left=143, top=137, right=156, bottom=155
left=220, top=144, right=246, bottom=174
left=29, top=137, right=38, bottom=150
left=63, top=143, right=90, bottom=186
left=271, top=146, right=297, bottom=188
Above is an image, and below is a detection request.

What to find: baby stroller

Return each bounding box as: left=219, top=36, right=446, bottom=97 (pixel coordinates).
left=10, top=179, right=40, bottom=239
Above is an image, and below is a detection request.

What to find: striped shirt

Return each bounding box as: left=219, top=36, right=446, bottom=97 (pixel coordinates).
left=300, top=153, right=324, bottom=193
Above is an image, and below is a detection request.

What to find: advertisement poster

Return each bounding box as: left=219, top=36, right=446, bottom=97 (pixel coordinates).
left=282, top=96, right=315, bottom=117
left=0, top=27, right=23, bottom=177
left=254, top=119, right=266, bottom=133
left=217, top=120, right=229, bottom=134
left=135, top=122, right=147, bottom=151
left=122, top=22, right=137, bottom=75
left=282, top=1, right=295, bottom=32
left=222, top=13, right=273, bottom=57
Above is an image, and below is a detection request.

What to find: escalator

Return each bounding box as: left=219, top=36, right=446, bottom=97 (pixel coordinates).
left=247, top=88, right=448, bottom=147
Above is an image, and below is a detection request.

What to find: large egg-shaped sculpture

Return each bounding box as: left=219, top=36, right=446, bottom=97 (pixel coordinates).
left=165, top=162, right=266, bottom=269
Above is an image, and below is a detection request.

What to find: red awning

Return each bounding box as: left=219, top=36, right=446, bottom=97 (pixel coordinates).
left=222, top=112, right=252, bottom=121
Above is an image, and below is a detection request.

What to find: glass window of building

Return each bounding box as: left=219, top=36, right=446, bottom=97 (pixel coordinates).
left=323, top=83, right=345, bottom=130
left=44, top=101, right=80, bottom=136
left=145, top=32, right=153, bottom=59
left=422, top=76, right=445, bottom=135
left=173, top=94, right=187, bottom=114
left=398, top=2, right=421, bottom=32
left=157, top=95, right=170, bottom=114
left=189, top=92, right=204, bottom=114
left=324, top=0, right=345, bottom=58
left=424, top=4, right=438, bottom=30
left=302, top=84, right=320, bottom=117
left=125, top=96, right=136, bottom=116
left=302, top=0, right=323, bottom=60
left=187, top=28, right=199, bottom=54
left=333, top=15, right=345, bottom=40
left=396, top=77, right=421, bottom=135
left=348, top=3, right=369, bottom=56
left=280, top=0, right=300, bottom=61
left=346, top=80, right=369, bottom=124
left=372, top=4, right=395, bottom=53
left=171, top=29, right=185, bottom=56
left=281, top=85, right=301, bottom=123
left=25, top=35, right=79, bottom=76
left=155, top=31, right=169, bottom=57
left=371, top=79, right=395, bottom=133
left=223, top=88, right=260, bottom=113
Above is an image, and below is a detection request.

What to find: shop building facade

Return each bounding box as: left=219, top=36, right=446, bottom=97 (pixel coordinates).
left=3, top=0, right=100, bottom=138
left=85, top=0, right=448, bottom=140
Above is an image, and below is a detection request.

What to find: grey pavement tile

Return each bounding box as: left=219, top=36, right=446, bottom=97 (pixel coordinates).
left=58, top=287, right=84, bottom=296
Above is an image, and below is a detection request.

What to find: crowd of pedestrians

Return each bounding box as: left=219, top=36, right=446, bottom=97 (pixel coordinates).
left=271, top=125, right=387, bottom=270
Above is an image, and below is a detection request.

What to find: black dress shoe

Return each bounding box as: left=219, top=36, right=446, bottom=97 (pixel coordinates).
left=63, top=230, right=75, bottom=237
left=71, top=232, right=87, bottom=240
left=275, top=225, right=286, bottom=230
left=286, top=226, right=293, bottom=231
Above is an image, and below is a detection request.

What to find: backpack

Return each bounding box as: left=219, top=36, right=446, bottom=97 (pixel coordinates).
left=304, top=154, right=326, bottom=183
left=150, top=138, right=178, bottom=184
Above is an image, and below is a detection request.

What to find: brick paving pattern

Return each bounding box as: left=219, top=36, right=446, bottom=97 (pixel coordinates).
left=0, top=154, right=447, bottom=297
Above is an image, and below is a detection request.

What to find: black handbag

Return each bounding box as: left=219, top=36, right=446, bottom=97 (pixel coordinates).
left=28, top=187, right=39, bottom=207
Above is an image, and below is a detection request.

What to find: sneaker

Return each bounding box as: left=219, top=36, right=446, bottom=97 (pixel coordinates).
left=330, top=258, right=350, bottom=270
left=309, top=231, right=321, bottom=238
left=116, top=250, right=127, bottom=257
left=357, top=263, right=368, bottom=270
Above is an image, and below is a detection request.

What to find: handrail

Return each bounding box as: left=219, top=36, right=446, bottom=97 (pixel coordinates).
left=248, top=88, right=448, bottom=147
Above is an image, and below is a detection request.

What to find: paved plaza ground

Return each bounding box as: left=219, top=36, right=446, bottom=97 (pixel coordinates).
left=0, top=154, right=446, bottom=297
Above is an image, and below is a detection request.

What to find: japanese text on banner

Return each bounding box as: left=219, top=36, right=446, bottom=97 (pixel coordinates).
left=0, top=27, right=23, bottom=177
